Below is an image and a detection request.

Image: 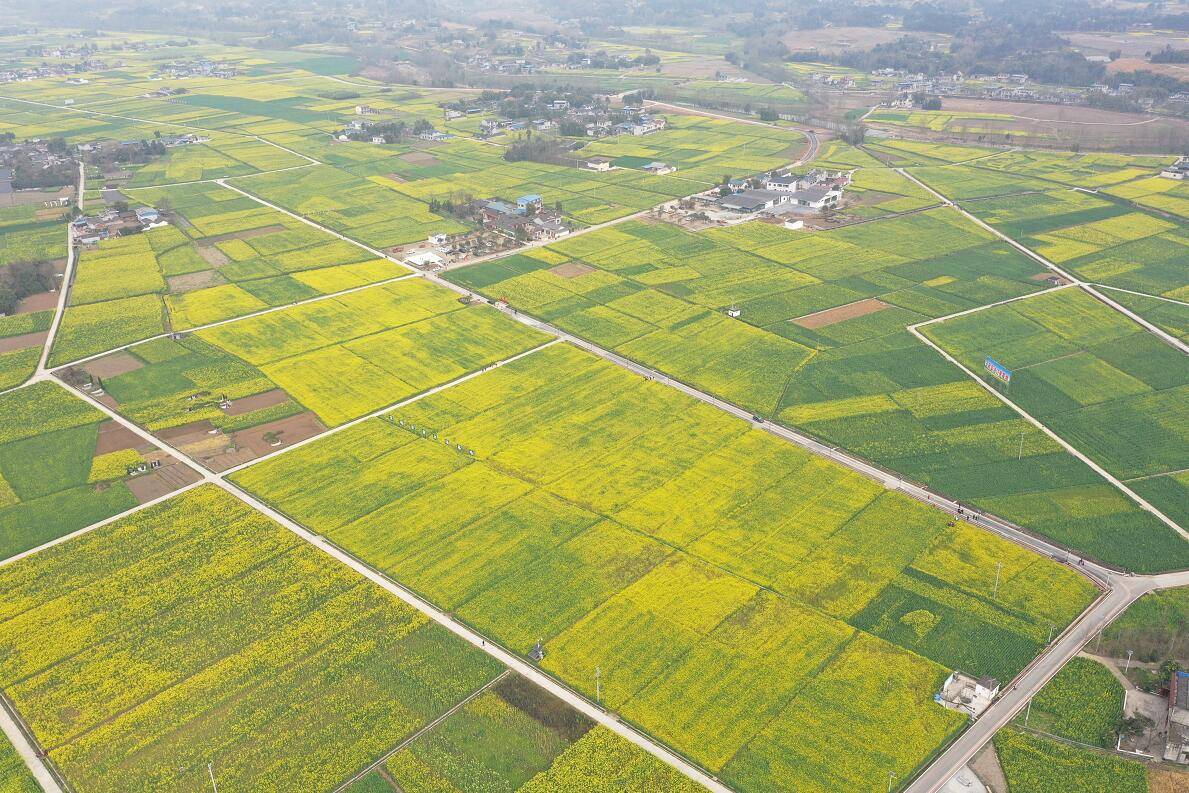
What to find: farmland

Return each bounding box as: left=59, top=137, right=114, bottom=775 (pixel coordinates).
left=233, top=342, right=1097, bottom=792
left=965, top=190, right=1188, bottom=301
left=0, top=205, right=68, bottom=387
left=923, top=286, right=1189, bottom=545
left=1096, top=586, right=1189, bottom=663
left=61, top=278, right=546, bottom=467
left=993, top=729, right=1147, bottom=793
left=49, top=183, right=404, bottom=366
left=0, top=25, right=1186, bottom=793
left=230, top=165, right=469, bottom=248
left=0, top=732, right=38, bottom=793
left=445, top=208, right=1181, bottom=570
left=0, top=485, right=509, bottom=791
left=1018, top=657, right=1124, bottom=746
left=348, top=675, right=701, bottom=793
left=0, top=381, right=191, bottom=561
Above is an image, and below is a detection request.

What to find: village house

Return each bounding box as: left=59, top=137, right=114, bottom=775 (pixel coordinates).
left=763, top=173, right=802, bottom=192
left=936, top=671, right=999, bottom=718
left=616, top=114, right=667, bottom=136
left=788, top=185, right=841, bottom=210
left=1161, top=157, right=1188, bottom=180
left=516, top=194, right=544, bottom=215
left=585, top=156, right=613, bottom=171
left=642, top=161, right=675, bottom=175
left=1164, top=670, right=1189, bottom=764
left=719, top=189, right=790, bottom=213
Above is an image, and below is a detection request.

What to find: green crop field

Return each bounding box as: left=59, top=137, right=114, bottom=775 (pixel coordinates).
left=0, top=382, right=147, bottom=561
left=0, top=485, right=509, bottom=792
left=924, top=286, right=1189, bottom=560
left=348, top=675, right=701, bottom=793
left=1017, top=658, right=1123, bottom=746
left=233, top=342, right=1097, bottom=793
left=970, top=149, right=1174, bottom=190
left=1, top=25, right=1187, bottom=793
left=1097, top=586, right=1189, bottom=663
left=0, top=731, right=39, bottom=793
left=966, top=191, right=1186, bottom=300
left=1105, top=174, right=1189, bottom=219
left=230, top=165, right=468, bottom=248
left=0, top=204, right=66, bottom=266
left=993, top=729, right=1147, bottom=793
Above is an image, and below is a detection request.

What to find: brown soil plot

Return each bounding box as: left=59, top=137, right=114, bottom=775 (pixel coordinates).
left=0, top=330, right=47, bottom=353
left=222, top=388, right=289, bottom=416
left=791, top=298, right=889, bottom=329
left=168, top=270, right=227, bottom=293
left=550, top=262, right=596, bottom=278
left=83, top=352, right=144, bottom=379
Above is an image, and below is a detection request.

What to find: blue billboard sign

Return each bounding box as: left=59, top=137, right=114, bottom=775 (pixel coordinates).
left=984, top=357, right=1012, bottom=385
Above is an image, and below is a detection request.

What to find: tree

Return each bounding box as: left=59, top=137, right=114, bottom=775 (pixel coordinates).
left=0, top=284, right=16, bottom=316
left=839, top=125, right=866, bottom=146
left=1117, top=714, right=1154, bottom=739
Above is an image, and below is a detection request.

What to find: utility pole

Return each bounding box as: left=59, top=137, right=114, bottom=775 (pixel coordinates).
left=1125, top=649, right=1134, bottom=673
left=1018, top=427, right=1025, bottom=460
left=595, top=666, right=601, bottom=705
left=1024, top=697, right=1032, bottom=726
left=207, top=762, right=218, bottom=793
left=992, top=561, right=1003, bottom=599
left=888, top=770, right=896, bottom=793
left=1047, top=624, right=1056, bottom=644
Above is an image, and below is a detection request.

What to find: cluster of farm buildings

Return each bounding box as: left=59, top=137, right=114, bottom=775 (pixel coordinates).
left=714, top=168, right=849, bottom=214
left=71, top=206, right=165, bottom=244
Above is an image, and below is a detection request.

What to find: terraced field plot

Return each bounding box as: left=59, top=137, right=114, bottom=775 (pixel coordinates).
left=0, top=380, right=199, bottom=563
left=0, top=485, right=507, bottom=792
left=966, top=189, right=1187, bottom=301
left=445, top=209, right=1179, bottom=569
left=64, top=278, right=546, bottom=466
left=924, top=287, right=1189, bottom=539
left=234, top=343, right=1097, bottom=793
left=348, top=676, right=701, bottom=793
left=49, top=185, right=406, bottom=366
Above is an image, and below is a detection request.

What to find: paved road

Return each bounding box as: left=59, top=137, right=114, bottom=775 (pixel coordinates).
left=909, top=567, right=1189, bottom=793
left=36, top=161, right=83, bottom=375
left=0, top=698, right=63, bottom=793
